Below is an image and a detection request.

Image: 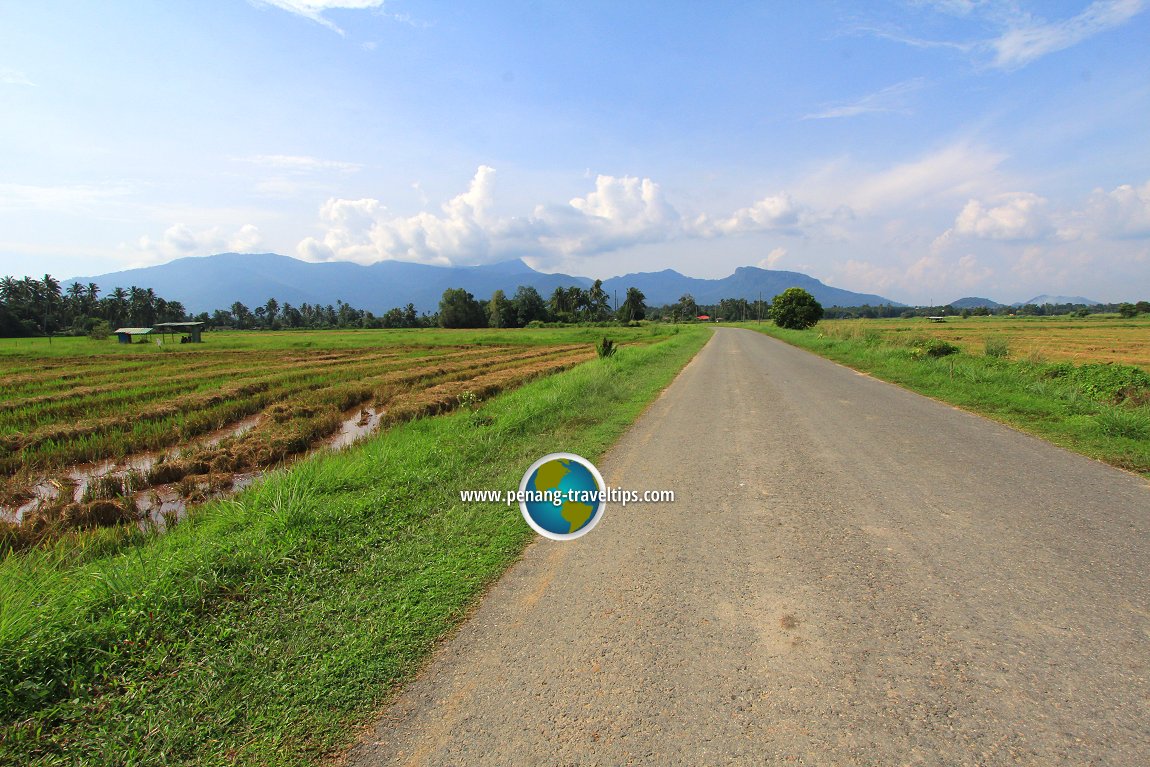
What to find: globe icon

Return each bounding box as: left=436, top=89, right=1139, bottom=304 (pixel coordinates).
left=519, top=453, right=606, bottom=540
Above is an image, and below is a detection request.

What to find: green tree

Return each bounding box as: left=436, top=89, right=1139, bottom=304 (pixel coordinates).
left=488, top=289, right=513, bottom=328
left=439, top=288, right=486, bottom=328
left=512, top=285, right=548, bottom=326
left=770, top=287, right=823, bottom=330
left=676, top=293, right=697, bottom=322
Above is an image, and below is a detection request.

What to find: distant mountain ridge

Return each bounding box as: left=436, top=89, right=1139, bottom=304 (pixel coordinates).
left=68, top=252, right=903, bottom=314
left=948, top=294, right=1102, bottom=309
left=948, top=297, right=1005, bottom=309
left=1015, top=295, right=1101, bottom=307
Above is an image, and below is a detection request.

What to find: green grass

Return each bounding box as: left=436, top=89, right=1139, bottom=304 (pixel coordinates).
left=741, top=322, right=1150, bottom=476
left=0, top=325, right=710, bottom=766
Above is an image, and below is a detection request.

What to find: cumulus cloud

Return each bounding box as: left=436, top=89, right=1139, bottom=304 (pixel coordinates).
left=296, top=166, right=832, bottom=267
left=953, top=192, right=1052, bottom=240
left=1072, top=180, right=1150, bottom=239
left=134, top=223, right=264, bottom=263
left=941, top=180, right=1150, bottom=246
left=254, top=0, right=386, bottom=34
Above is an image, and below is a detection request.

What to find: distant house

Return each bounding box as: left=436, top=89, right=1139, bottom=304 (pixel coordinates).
left=926, top=316, right=947, bottom=323
left=113, top=327, right=154, bottom=344
left=696, top=314, right=712, bottom=321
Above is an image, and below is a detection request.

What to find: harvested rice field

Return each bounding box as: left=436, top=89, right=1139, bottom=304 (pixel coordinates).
left=817, top=315, right=1150, bottom=370
left=0, top=327, right=664, bottom=548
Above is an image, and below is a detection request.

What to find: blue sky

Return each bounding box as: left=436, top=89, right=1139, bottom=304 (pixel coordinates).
left=1, top=0, right=1147, bottom=303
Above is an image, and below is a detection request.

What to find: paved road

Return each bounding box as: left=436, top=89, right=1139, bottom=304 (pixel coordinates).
left=345, top=328, right=1150, bottom=766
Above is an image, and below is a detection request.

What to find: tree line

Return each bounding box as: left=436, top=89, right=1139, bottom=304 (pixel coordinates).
left=5, top=272, right=1145, bottom=338
left=0, top=274, right=651, bottom=336
left=437, top=282, right=647, bottom=328
left=0, top=275, right=187, bottom=337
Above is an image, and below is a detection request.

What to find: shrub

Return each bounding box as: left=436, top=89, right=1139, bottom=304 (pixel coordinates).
left=909, top=338, right=961, bottom=358
left=596, top=337, right=617, bottom=359
left=1045, top=362, right=1150, bottom=403
left=984, top=336, right=1010, bottom=358
left=87, top=320, right=111, bottom=340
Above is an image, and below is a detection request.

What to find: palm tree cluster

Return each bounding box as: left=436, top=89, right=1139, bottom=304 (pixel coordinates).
left=0, top=275, right=186, bottom=337
left=546, top=280, right=615, bottom=323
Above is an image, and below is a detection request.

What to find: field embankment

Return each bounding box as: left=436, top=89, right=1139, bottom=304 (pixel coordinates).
left=744, top=317, right=1150, bottom=476
left=0, top=325, right=710, bottom=766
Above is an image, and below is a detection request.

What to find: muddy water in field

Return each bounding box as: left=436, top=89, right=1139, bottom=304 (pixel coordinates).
left=2, top=406, right=382, bottom=529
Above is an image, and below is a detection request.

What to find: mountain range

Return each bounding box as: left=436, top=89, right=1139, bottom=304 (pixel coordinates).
left=948, top=295, right=1102, bottom=309
left=68, top=253, right=903, bottom=314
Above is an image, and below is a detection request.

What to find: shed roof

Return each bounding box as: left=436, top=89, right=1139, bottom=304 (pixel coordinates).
left=113, top=327, right=154, bottom=335
left=152, top=322, right=205, bottom=328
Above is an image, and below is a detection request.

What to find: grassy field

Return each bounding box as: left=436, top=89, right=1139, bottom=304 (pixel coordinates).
left=1, top=326, right=678, bottom=550
left=743, top=315, right=1150, bottom=476
left=817, top=314, right=1150, bottom=370
left=0, top=324, right=710, bottom=766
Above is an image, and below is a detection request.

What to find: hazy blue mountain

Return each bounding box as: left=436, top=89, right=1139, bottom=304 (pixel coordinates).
left=68, top=253, right=592, bottom=314
left=68, top=252, right=903, bottom=314
left=948, top=297, right=1005, bottom=309
left=600, top=266, right=902, bottom=308
left=1014, top=294, right=1101, bottom=306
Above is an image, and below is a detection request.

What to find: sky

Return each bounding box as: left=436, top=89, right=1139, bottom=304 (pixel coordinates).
left=1, top=0, right=1148, bottom=304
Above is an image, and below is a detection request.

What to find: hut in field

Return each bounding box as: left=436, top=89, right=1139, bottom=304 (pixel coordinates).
left=152, top=321, right=204, bottom=343
left=114, top=327, right=154, bottom=344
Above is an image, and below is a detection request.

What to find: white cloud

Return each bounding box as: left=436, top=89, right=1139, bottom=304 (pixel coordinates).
left=254, top=0, right=386, bottom=34
left=803, top=78, right=926, bottom=120
left=705, top=192, right=811, bottom=235
left=823, top=142, right=1009, bottom=214
left=1073, top=180, right=1150, bottom=239
left=953, top=192, right=1052, bottom=240
left=941, top=180, right=1150, bottom=246
left=133, top=223, right=264, bottom=264
left=861, top=0, right=1145, bottom=69
left=0, top=68, right=35, bottom=86
left=0, top=182, right=133, bottom=210
left=991, top=0, right=1145, bottom=69
left=295, top=167, right=834, bottom=267
left=238, top=154, right=362, bottom=173
left=832, top=251, right=994, bottom=299
left=758, top=247, right=787, bottom=269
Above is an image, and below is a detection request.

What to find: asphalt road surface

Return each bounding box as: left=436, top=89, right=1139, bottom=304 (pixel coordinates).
left=344, top=327, right=1150, bottom=766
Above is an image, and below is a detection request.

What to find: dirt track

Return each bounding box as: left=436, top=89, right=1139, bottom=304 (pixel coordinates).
left=345, top=327, right=1150, bottom=766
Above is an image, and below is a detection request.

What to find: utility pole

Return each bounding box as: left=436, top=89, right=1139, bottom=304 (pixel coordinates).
left=757, top=292, right=762, bottom=324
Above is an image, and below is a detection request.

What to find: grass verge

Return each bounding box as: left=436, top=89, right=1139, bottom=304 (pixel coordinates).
left=742, top=322, right=1150, bottom=477
left=0, top=326, right=710, bottom=766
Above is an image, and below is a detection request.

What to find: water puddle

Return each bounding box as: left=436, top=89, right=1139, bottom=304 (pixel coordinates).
left=323, top=406, right=384, bottom=451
